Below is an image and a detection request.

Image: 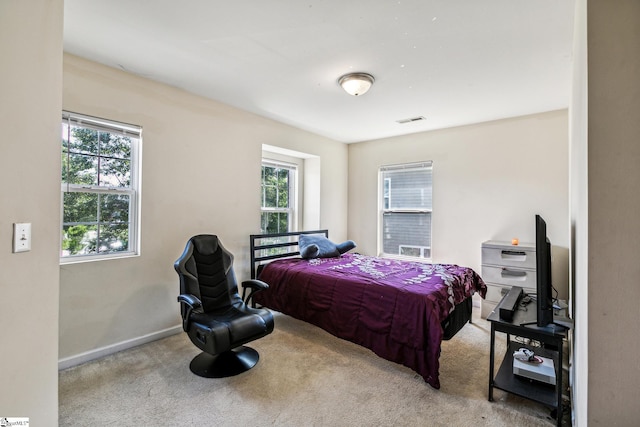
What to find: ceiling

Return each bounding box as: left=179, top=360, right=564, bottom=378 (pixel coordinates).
left=63, top=0, right=575, bottom=143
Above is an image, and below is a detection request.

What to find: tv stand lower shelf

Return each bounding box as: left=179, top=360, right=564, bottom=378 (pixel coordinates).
left=487, top=289, right=569, bottom=427
left=493, top=342, right=559, bottom=409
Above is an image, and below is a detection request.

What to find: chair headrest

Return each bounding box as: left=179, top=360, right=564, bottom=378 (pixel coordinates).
left=191, top=235, right=220, bottom=256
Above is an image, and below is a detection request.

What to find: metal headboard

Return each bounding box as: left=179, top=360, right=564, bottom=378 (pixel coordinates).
left=249, top=229, right=328, bottom=279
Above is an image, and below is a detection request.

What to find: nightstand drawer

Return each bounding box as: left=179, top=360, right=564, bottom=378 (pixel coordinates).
left=481, top=244, right=535, bottom=269
left=481, top=265, right=537, bottom=289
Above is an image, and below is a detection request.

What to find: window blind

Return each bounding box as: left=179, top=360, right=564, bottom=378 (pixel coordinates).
left=380, top=161, right=433, bottom=259
left=62, top=111, right=142, bottom=138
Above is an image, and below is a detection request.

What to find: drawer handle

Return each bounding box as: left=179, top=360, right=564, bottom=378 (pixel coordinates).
left=501, top=268, right=527, bottom=280
left=500, top=250, right=527, bottom=261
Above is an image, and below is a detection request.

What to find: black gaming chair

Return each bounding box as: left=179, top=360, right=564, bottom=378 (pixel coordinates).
left=175, top=235, right=274, bottom=378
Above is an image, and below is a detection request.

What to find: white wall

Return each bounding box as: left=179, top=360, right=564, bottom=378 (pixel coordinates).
left=59, top=54, right=349, bottom=362
left=348, top=110, right=570, bottom=300
left=0, top=0, right=63, bottom=423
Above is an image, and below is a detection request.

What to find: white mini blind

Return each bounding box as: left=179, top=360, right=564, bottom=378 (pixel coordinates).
left=62, top=111, right=142, bottom=138
left=381, top=161, right=432, bottom=210
left=380, top=161, right=433, bottom=259
left=261, top=159, right=296, bottom=171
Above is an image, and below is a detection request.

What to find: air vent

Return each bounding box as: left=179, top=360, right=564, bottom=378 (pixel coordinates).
left=396, top=116, right=426, bottom=124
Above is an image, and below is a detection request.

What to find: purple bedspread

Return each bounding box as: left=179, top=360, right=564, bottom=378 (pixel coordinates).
left=254, top=253, right=486, bottom=389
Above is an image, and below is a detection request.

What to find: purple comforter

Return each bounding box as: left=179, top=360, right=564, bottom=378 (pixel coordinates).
left=255, top=253, right=486, bottom=389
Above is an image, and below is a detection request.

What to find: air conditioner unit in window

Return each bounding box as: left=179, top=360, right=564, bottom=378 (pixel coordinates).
left=399, top=245, right=430, bottom=258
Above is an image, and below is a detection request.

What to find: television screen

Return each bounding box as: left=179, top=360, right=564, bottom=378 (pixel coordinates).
left=535, top=215, right=554, bottom=327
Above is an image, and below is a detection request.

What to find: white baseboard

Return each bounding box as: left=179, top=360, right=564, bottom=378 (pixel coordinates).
left=58, top=325, right=183, bottom=371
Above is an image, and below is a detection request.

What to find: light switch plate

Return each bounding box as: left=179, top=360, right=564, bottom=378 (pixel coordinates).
left=13, top=223, right=31, bottom=253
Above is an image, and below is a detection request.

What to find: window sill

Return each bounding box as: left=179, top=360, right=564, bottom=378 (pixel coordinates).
left=60, top=252, right=139, bottom=265
left=378, top=253, right=433, bottom=264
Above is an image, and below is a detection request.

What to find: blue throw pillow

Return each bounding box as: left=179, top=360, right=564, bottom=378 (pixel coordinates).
left=336, top=240, right=357, bottom=254
left=299, top=234, right=356, bottom=259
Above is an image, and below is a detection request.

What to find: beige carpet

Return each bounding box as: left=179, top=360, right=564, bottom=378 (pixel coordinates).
left=59, top=309, right=568, bottom=426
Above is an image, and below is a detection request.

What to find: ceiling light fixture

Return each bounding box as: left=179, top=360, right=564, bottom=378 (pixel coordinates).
left=338, top=72, right=375, bottom=96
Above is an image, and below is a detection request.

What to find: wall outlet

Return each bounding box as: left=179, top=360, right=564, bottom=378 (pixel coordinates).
left=13, top=223, right=31, bottom=253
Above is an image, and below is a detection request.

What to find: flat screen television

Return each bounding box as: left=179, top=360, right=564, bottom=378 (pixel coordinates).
left=535, top=214, right=554, bottom=327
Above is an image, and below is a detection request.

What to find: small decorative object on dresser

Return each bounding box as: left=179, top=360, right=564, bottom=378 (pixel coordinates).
left=481, top=240, right=536, bottom=319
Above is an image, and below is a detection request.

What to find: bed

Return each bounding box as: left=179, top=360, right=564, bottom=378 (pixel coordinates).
left=248, top=230, right=487, bottom=389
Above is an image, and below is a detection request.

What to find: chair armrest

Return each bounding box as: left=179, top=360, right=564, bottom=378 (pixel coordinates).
left=177, top=294, right=202, bottom=331
left=178, top=294, right=202, bottom=309
left=241, top=279, right=269, bottom=307
left=242, top=279, right=269, bottom=292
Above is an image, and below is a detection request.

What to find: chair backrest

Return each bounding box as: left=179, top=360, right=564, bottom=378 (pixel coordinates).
left=175, top=235, right=242, bottom=312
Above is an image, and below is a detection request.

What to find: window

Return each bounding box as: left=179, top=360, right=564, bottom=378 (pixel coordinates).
left=61, top=112, right=141, bottom=261
left=379, top=161, right=433, bottom=259
left=261, top=161, right=296, bottom=234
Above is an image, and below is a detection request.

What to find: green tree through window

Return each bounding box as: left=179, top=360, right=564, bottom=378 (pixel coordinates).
left=261, top=162, right=295, bottom=234
left=61, top=112, right=141, bottom=259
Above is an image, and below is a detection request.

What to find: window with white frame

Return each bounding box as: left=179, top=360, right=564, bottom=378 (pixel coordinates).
left=261, top=160, right=296, bottom=234
left=61, top=112, right=141, bottom=260
left=379, top=161, right=433, bottom=259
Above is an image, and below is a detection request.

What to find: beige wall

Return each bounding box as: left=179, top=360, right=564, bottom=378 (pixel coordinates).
left=348, top=111, right=570, bottom=301
left=59, top=54, right=348, bottom=361
left=587, top=0, right=640, bottom=423
left=9, top=2, right=638, bottom=424
left=0, top=0, right=63, bottom=423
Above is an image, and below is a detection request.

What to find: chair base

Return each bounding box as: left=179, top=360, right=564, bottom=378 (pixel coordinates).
left=189, top=346, right=260, bottom=378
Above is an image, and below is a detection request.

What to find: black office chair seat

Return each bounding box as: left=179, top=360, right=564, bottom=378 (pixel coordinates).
left=175, top=235, right=274, bottom=378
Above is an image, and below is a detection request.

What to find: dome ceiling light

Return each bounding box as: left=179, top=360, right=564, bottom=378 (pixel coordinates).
left=338, top=72, right=375, bottom=96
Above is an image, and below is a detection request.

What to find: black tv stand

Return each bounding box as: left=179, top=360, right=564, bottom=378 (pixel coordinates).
left=519, top=319, right=570, bottom=331
left=488, top=288, right=571, bottom=427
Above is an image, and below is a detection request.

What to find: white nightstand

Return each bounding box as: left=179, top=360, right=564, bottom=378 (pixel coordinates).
left=481, top=240, right=536, bottom=318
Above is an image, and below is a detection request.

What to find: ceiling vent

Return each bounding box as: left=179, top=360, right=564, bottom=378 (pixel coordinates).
left=396, top=116, right=426, bottom=124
